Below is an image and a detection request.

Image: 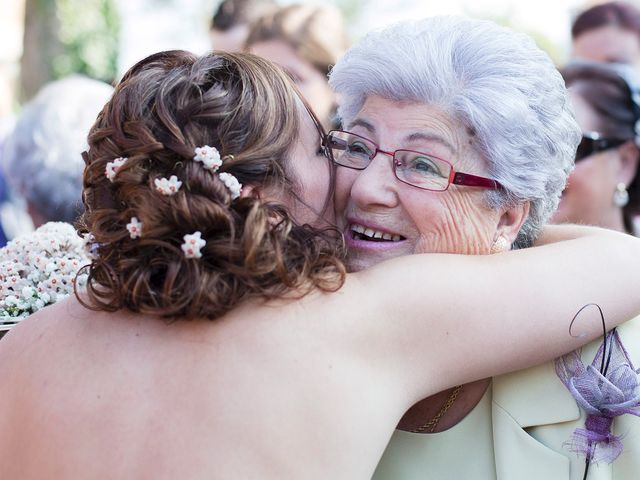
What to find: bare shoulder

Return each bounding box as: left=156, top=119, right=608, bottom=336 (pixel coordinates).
left=0, top=297, right=97, bottom=414
left=0, top=297, right=94, bottom=467
left=0, top=297, right=82, bottom=363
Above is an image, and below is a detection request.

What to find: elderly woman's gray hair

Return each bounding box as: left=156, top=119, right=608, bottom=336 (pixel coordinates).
left=329, top=16, right=580, bottom=248
left=2, top=76, right=113, bottom=226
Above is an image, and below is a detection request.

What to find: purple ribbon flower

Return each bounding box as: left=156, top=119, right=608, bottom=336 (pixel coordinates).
left=555, top=330, right=640, bottom=464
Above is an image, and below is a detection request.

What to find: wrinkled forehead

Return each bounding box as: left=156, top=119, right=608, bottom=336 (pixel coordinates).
left=347, top=95, right=483, bottom=168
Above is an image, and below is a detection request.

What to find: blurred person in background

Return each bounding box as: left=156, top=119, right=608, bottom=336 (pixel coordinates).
left=2, top=76, right=113, bottom=228
left=209, top=0, right=276, bottom=52
left=572, top=1, right=640, bottom=66
left=553, top=60, right=640, bottom=235
left=246, top=4, right=349, bottom=128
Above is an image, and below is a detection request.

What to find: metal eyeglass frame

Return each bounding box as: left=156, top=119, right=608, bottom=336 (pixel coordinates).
left=323, top=130, right=503, bottom=192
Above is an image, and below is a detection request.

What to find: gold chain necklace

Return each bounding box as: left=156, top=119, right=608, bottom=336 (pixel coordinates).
left=410, top=385, right=464, bottom=433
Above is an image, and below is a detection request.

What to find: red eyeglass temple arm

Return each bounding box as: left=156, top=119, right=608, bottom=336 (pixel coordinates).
left=451, top=172, right=503, bottom=190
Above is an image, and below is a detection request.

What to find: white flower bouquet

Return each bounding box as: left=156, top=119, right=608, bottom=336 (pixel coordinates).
left=0, top=222, right=90, bottom=330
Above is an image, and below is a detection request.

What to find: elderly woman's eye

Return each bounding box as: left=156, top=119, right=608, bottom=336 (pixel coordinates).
left=408, top=156, right=445, bottom=177
left=327, top=136, right=346, bottom=150
left=347, top=141, right=372, bottom=157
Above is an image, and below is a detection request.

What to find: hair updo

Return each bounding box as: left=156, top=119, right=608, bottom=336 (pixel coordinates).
left=78, top=50, right=345, bottom=320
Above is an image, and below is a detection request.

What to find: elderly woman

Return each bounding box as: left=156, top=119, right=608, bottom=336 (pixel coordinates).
left=329, top=16, right=640, bottom=479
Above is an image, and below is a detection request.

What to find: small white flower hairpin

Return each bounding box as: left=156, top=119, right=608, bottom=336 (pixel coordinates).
left=105, top=157, right=128, bottom=182
left=154, top=175, right=182, bottom=195
left=218, top=172, right=242, bottom=200
left=82, top=232, right=100, bottom=260
left=193, top=145, right=223, bottom=172
left=126, top=217, right=142, bottom=239
left=181, top=231, right=206, bottom=259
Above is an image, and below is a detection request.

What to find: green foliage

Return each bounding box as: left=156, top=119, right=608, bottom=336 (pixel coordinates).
left=52, top=0, right=120, bottom=83
left=334, top=0, right=369, bottom=26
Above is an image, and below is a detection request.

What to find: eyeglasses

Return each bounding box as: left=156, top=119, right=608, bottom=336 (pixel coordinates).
left=323, top=130, right=502, bottom=192
left=575, top=132, right=628, bottom=162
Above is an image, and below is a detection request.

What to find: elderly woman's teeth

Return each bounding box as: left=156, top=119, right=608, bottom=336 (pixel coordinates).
left=350, top=224, right=402, bottom=242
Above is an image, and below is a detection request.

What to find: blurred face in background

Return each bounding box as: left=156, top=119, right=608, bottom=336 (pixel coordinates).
left=572, top=25, right=640, bottom=65
left=210, top=25, right=251, bottom=52
left=249, top=40, right=335, bottom=127
left=551, top=90, right=637, bottom=230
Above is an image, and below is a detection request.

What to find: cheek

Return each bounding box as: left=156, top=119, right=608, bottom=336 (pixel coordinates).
left=334, top=168, right=357, bottom=218
left=289, top=154, right=327, bottom=210
left=308, top=161, right=332, bottom=207
left=412, top=192, right=497, bottom=255
left=293, top=166, right=334, bottom=225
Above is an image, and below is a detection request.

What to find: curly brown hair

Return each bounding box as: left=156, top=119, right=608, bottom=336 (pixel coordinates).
left=78, top=50, right=345, bottom=320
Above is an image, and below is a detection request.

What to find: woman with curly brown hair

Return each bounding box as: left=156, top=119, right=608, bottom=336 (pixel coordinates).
left=1, top=49, right=640, bottom=479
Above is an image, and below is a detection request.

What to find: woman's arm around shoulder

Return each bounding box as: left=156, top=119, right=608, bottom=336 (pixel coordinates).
left=336, top=225, right=640, bottom=405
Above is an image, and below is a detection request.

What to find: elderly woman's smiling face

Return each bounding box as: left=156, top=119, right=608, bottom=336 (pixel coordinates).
left=334, top=96, right=508, bottom=272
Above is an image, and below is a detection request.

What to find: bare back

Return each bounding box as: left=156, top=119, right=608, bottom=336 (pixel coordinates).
left=0, top=295, right=405, bottom=480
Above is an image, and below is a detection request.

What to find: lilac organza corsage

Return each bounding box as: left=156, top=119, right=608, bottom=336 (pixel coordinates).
left=555, top=329, right=640, bottom=464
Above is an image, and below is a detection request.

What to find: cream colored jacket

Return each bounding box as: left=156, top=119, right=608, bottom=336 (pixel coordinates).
left=374, top=317, right=640, bottom=480
left=492, top=317, right=640, bottom=479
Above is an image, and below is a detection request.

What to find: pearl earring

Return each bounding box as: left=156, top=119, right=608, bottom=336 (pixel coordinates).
left=613, top=183, right=629, bottom=208
left=490, top=236, right=510, bottom=254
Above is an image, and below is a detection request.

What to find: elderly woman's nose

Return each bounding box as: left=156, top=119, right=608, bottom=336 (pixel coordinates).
left=349, top=155, right=399, bottom=207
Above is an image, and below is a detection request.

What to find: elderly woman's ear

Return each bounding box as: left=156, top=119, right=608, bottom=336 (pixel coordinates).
left=491, top=201, right=531, bottom=253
